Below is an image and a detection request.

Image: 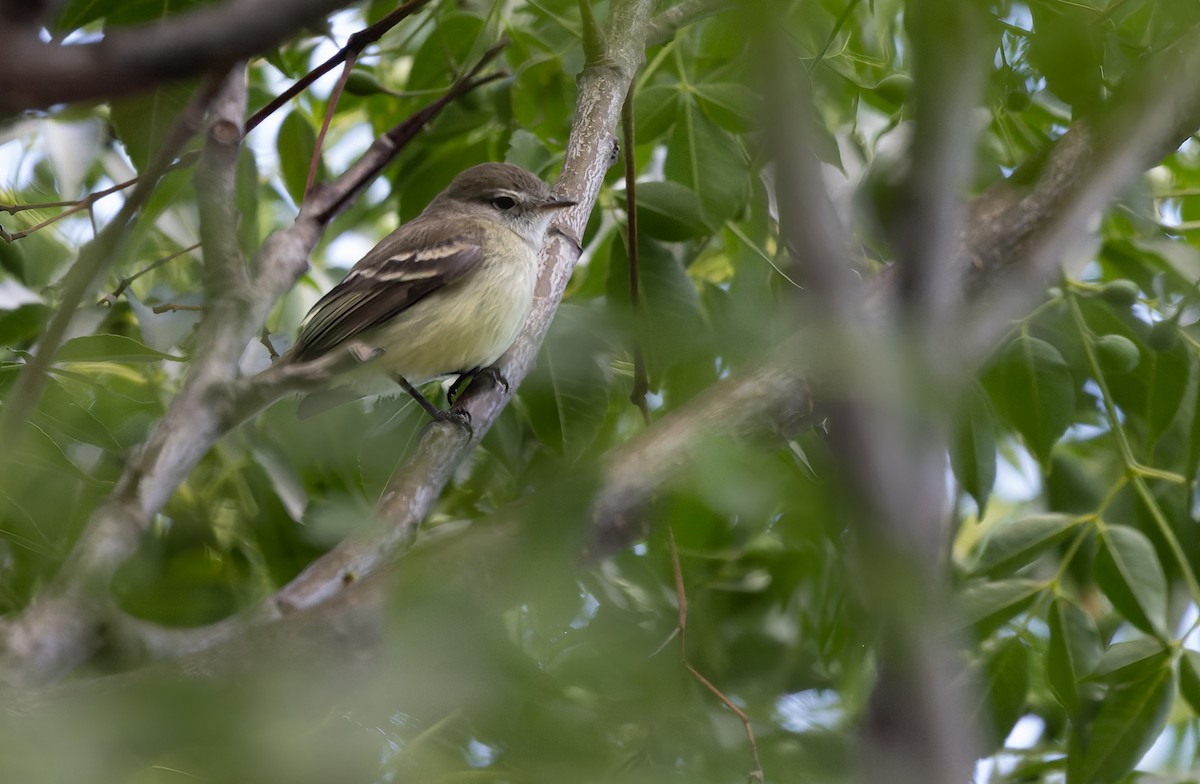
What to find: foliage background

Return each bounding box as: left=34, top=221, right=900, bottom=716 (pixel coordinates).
left=3, top=0, right=1200, bottom=782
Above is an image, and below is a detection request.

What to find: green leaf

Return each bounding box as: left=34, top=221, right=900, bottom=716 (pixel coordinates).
left=630, top=181, right=713, bottom=241
left=0, top=304, right=49, bottom=348
left=35, top=377, right=123, bottom=451
left=56, top=334, right=184, bottom=364
left=978, top=636, right=1030, bottom=750
left=276, top=110, right=318, bottom=206
left=692, top=82, right=759, bottom=133
left=110, top=80, right=200, bottom=171
left=505, top=130, right=554, bottom=175
left=1179, top=649, right=1200, bottom=716
left=1094, top=524, right=1167, bottom=638
left=1046, top=598, right=1101, bottom=716
left=664, top=95, right=751, bottom=228
left=1089, top=639, right=1170, bottom=682
left=236, top=148, right=261, bottom=257
left=633, top=85, right=681, bottom=142
left=57, top=0, right=218, bottom=32
left=1067, top=655, right=1174, bottom=784
left=1143, top=342, right=1193, bottom=449
left=607, top=239, right=709, bottom=384
left=971, top=514, right=1077, bottom=578
left=522, top=305, right=616, bottom=460
left=1027, top=3, right=1104, bottom=113
left=956, top=579, right=1044, bottom=638
left=951, top=381, right=998, bottom=514
left=984, top=336, right=1076, bottom=468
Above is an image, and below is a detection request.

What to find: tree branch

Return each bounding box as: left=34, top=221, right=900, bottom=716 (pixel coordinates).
left=0, top=0, right=358, bottom=112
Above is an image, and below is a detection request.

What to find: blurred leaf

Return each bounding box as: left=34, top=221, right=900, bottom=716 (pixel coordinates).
left=1067, top=654, right=1174, bottom=784
left=984, top=335, right=1076, bottom=468
left=110, top=80, right=199, bottom=171
left=522, top=304, right=616, bottom=460
left=505, top=129, right=554, bottom=174
left=1179, top=649, right=1200, bottom=716
left=665, top=95, right=751, bottom=228
left=971, top=514, right=1077, bottom=578
left=1094, top=524, right=1167, bottom=638
left=56, top=334, right=184, bottom=363
left=1027, top=2, right=1104, bottom=113
left=633, top=84, right=681, bottom=141
left=957, top=579, right=1044, bottom=638
left=952, top=381, right=998, bottom=514
left=978, top=635, right=1030, bottom=750
left=692, top=82, right=759, bottom=134
left=1089, top=638, right=1170, bottom=682
left=277, top=110, right=319, bottom=206
left=629, top=180, right=713, bottom=241
left=1046, top=598, right=1101, bottom=716
left=236, top=147, right=261, bottom=257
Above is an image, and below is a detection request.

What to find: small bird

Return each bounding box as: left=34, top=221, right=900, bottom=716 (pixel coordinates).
left=286, top=162, right=575, bottom=422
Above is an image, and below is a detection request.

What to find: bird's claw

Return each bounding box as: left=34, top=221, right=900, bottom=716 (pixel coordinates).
left=431, top=406, right=474, bottom=436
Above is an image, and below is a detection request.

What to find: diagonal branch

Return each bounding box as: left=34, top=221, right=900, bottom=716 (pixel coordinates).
left=0, top=0, right=358, bottom=112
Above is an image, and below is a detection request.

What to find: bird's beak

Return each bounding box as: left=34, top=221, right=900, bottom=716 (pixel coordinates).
left=538, top=196, right=576, bottom=211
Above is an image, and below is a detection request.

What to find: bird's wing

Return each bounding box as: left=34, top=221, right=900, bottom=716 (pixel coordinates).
left=291, top=222, right=484, bottom=361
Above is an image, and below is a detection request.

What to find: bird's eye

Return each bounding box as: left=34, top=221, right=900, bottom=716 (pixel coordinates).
left=491, top=196, right=517, bottom=210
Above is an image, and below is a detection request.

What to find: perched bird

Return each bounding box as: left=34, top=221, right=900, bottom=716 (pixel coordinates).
left=286, top=162, right=575, bottom=422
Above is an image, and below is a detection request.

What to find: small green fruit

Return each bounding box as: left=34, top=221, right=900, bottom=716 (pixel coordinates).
left=1147, top=320, right=1180, bottom=352
left=1098, top=280, right=1139, bottom=308
left=344, top=71, right=389, bottom=96
left=1096, top=334, right=1140, bottom=373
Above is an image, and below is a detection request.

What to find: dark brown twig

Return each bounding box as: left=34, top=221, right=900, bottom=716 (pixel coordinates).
left=243, top=0, right=434, bottom=133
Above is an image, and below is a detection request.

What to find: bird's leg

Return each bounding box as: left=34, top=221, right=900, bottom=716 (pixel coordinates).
left=392, top=374, right=472, bottom=432
left=447, top=365, right=511, bottom=405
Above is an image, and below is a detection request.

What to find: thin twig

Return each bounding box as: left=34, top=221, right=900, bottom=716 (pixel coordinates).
left=1, top=176, right=139, bottom=242
left=244, top=0, right=434, bottom=132
left=0, top=152, right=201, bottom=243
left=666, top=527, right=764, bottom=783
left=305, top=51, right=357, bottom=198
left=151, top=303, right=205, bottom=314
left=259, top=327, right=280, bottom=360
left=105, top=241, right=203, bottom=303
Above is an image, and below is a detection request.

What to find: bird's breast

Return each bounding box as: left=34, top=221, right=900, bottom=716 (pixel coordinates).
left=362, top=250, right=538, bottom=384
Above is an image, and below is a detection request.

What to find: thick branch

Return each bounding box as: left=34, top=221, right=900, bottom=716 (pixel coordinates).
left=0, top=0, right=357, bottom=111
left=589, top=363, right=812, bottom=557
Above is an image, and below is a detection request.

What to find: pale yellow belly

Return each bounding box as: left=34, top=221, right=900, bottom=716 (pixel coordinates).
left=356, top=254, right=537, bottom=384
